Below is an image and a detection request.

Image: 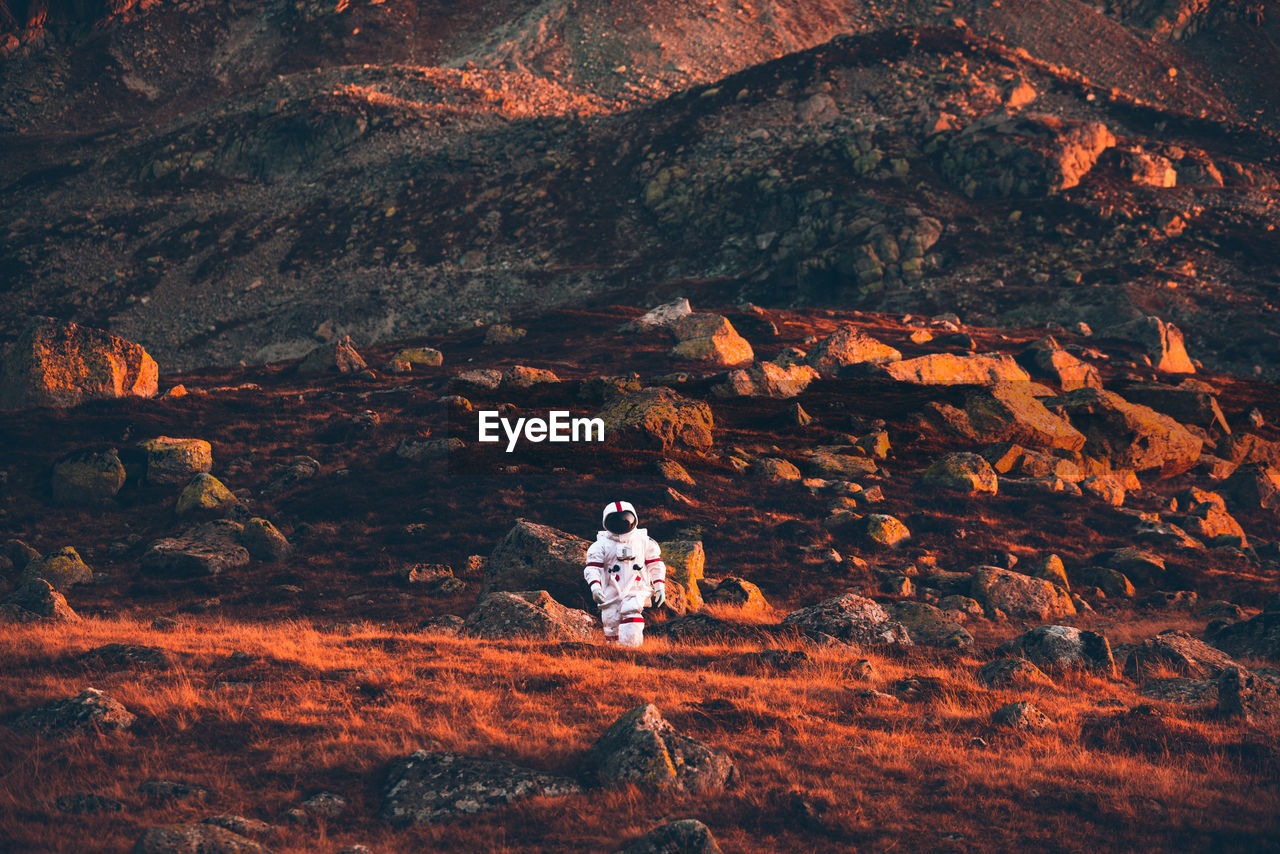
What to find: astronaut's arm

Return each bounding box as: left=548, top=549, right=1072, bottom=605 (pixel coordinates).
left=584, top=541, right=606, bottom=591
left=644, top=539, right=666, bottom=586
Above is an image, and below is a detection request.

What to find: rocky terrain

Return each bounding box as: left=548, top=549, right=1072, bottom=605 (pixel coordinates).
left=3, top=0, right=1280, bottom=851
left=1, top=0, right=1278, bottom=373
left=0, top=303, right=1279, bottom=852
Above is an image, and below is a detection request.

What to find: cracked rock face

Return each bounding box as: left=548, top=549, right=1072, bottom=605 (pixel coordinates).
left=585, top=704, right=735, bottom=794
left=380, top=750, right=581, bottom=825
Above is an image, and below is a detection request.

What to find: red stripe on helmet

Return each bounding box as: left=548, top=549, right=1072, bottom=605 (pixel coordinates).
left=615, top=501, right=622, bottom=512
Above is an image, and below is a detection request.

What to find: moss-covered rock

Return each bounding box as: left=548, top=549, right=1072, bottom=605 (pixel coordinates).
left=140, top=437, right=213, bottom=485
left=598, top=387, right=714, bottom=452
left=22, top=547, right=92, bottom=591
left=922, top=452, right=999, bottom=494
left=51, top=449, right=126, bottom=505
left=661, top=541, right=706, bottom=610
left=176, top=473, right=239, bottom=516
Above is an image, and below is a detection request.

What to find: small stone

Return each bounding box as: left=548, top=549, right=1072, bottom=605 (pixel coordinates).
left=993, top=700, right=1052, bottom=731
left=865, top=514, right=911, bottom=547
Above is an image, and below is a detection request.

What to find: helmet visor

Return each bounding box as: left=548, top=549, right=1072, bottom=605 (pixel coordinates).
left=604, top=510, right=637, bottom=535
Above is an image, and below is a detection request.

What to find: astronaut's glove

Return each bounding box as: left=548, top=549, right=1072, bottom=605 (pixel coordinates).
left=650, top=583, right=666, bottom=608
left=591, top=583, right=605, bottom=605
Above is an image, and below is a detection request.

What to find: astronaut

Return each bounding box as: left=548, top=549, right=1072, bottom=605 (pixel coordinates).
left=583, top=500, right=666, bottom=647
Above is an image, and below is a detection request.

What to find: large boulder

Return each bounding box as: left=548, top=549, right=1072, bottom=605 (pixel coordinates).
left=661, top=541, right=705, bottom=610
left=0, top=577, right=80, bottom=623
left=461, top=591, right=594, bottom=641
left=799, top=448, right=879, bottom=480
left=886, top=602, right=973, bottom=649
left=880, top=353, right=1030, bottom=385
left=132, top=824, right=269, bottom=854
left=139, top=438, right=213, bottom=485
left=0, top=318, right=158, bottom=410
left=1105, top=316, right=1195, bottom=374
left=931, top=114, right=1115, bottom=198
left=1122, top=382, right=1228, bottom=433
left=1170, top=489, right=1247, bottom=546
left=22, top=546, right=92, bottom=591
left=175, top=474, right=239, bottom=516
left=998, top=625, right=1116, bottom=677
left=11, top=688, right=135, bottom=735
left=1020, top=338, right=1100, bottom=390
left=51, top=448, right=127, bottom=505
left=1205, top=612, right=1280, bottom=662
left=701, top=577, right=769, bottom=613
left=141, top=521, right=250, bottom=577
left=615, top=819, right=722, bottom=854
left=1217, top=666, right=1280, bottom=722
left=1219, top=464, right=1280, bottom=513
left=584, top=704, right=735, bottom=793
left=716, top=361, right=819, bottom=398
left=780, top=593, right=912, bottom=646
left=970, top=567, right=1075, bottom=620
left=598, top=387, right=714, bottom=452
left=241, top=518, right=291, bottom=561
left=922, top=452, right=998, bottom=494
left=1123, top=630, right=1240, bottom=681
left=964, top=382, right=1086, bottom=452
left=483, top=519, right=591, bottom=608
left=1042, top=388, right=1201, bottom=478
left=805, top=325, right=901, bottom=375
left=668, top=314, right=753, bottom=367
left=380, top=750, right=581, bottom=825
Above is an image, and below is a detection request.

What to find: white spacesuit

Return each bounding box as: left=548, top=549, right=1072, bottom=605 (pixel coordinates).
left=583, top=500, right=666, bottom=647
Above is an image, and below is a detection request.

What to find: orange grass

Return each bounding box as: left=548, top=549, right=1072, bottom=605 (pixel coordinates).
left=1, top=615, right=1277, bottom=853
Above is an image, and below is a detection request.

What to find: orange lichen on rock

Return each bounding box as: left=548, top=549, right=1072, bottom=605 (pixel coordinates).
left=0, top=318, right=158, bottom=410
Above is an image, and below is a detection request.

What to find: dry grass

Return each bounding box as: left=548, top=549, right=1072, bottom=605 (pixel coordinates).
left=1, top=615, right=1277, bottom=853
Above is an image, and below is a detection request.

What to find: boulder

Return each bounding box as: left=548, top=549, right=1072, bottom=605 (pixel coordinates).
left=1123, top=630, right=1240, bottom=681
left=12, top=687, right=135, bottom=735
left=702, top=577, right=768, bottom=613
left=780, top=593, right=912, bottom=646
left=1096, top=548, right=1165, bottom=584
left=856, top=516, right=905, bottom=549
left=1105, top=316, right=1195, bottom=374
left=1205, top=612, right=1280, bottom=662
left=886, top=602, right=973, bottom=648
left=661, top=541, right=705, bottom=610
left=998, top=625, right=1116, bottom=676
left=1171, top=489, right=1247, bottom=546
left=751, top=457, right=801, bottom=482
left=1122, top=382, right=1228, bottom=433
left=1219, top=434, right=1280, bottom=469
left=0, top=318, right=158, bottom=410
left=970, top=567, right=1075, bottom=620
left=141, top=521, right=250, bottom=577
left=1042, top=388, right=1201, bottom=478
left=1219, top=464, right=1280, bottom=513
left=139, top=438, right=213, bottom=485
left=483, top=519, right=591, bottom=608
left=461, top=591, right=594, bottom=641
left=51, top=448, right=126, bottom=505
left=1028, top=554, right=1069, bottom=591
left=584, top=704, right=735, bottom=793
left=175, top=474, right=239, bottom=516
left=625, top=299, right=693, bottom=332
left=483, top=324, right=527, bottom=345
left=501, top=365, right=560, bottom=389
left=1217, top=665, right=1280, bottom=722
left=922, top=452, right=999, bottom=494
left=0, top=577, right=80, bottom=623
left=669, top=314, right=753, bottom=367
left=977, top=658, right=1053, bottom=688
left=132, top=824, right=268, bottom=854
left=716, top=361, right=818, bottom=398
left=451, top=368, right=503, bottom=391
left=22, top=546, right=92, bottom=591
left=645, top=614, right=771, bottom=644
left=598, top=387, right=714, bottom=452
left=805, top=325, right=901, bottom=375
left=800, top=448, right=878, bottom=480
left=1021, top=339, right=1100, bottom=390
left=993, top=701, right=1053, bottom=731
left=240, top=518, right=291, bottom=561
left=880, top=353, right=1030, bottom=385
left=388, top=347, right=443, bottom=369
left=380, top=749, right=581, bottom=825
left=297, top=335, right=366, bottom=374
left=964, top=382, right=1086, bottom=452
left=80, top=643, right=171, bottom=670
left=615, top=819, right=722, bottom=854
